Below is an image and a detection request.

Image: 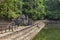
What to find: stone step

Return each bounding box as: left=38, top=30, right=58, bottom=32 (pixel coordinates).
left=11, top=26, right=36, bottom=40
left=19, top=27, right=37, bottom=40
left=0, top=22, right=45, bottom=40
left=12, top=26, right=37, bottom=40
left=11, top=22, right=45, bottom=40
left=25, top=24, right=45, bottom=40
left=0, top=25, right=37, bottom=40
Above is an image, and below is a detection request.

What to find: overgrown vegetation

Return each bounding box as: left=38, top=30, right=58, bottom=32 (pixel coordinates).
left=0, top=0, right=60, bottom=20
left=32, top=24, right=60, bottom=40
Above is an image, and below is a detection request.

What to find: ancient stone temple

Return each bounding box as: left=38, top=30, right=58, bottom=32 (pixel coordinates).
left=18, top=14, right=28, bottom=25
left=15, top=14, right=33, bottom=26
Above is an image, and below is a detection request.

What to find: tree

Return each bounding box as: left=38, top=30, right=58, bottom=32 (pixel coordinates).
left=44, top=0, right=60, bottom=20
left=22, top=0, right=45, bottom=20
left=0, top=0, right=23, bottom=19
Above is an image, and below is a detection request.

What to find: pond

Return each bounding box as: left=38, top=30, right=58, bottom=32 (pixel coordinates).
left=32, top=24, right=60, bottom=40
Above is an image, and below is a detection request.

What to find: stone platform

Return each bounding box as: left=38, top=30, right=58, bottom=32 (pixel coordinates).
left=0, top=22, right=45, bottom=40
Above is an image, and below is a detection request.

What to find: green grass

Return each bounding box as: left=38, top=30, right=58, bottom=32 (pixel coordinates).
left=32, top=24, right=60, bottom=40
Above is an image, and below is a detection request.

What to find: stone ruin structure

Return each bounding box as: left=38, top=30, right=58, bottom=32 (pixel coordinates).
left=14, top=14, right=34, bottom=26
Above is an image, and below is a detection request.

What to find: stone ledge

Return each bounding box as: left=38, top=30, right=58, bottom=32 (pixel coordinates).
left=0, top=22, right=45, bottom=40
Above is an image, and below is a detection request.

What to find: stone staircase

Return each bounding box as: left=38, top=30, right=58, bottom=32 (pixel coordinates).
left=0, top=22, right=45, bottom=40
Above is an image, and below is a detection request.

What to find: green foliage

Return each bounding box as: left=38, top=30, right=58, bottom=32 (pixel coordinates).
left=22, top=0, right=45, bottom=20
left=0, top=0, right=60, bottom=20
left=44, top=0, right=60, bottom=20
left=0, top=0, right=22, bottom=19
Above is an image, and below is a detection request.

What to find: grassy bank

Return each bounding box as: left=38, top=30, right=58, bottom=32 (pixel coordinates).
left=32, top=24, right=60, bottom=40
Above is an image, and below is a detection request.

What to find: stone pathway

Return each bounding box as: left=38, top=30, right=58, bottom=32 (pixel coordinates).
left=0, top=21, right=45, bottom=40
